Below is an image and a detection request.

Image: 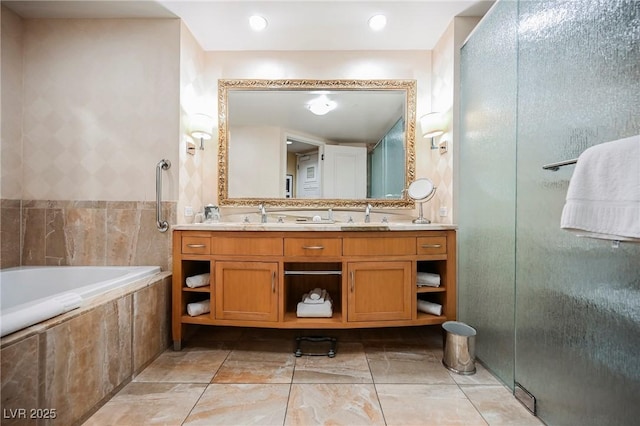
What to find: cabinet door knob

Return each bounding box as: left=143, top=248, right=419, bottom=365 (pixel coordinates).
left=421, top=244, right=441, bottom=248
left=350, top=271, right=355, bottom=292
left=302, top=245, right=325, bottom=250
left=187, top=244, right=206, bottom=248
left=272, top=271, right=276, bottom=293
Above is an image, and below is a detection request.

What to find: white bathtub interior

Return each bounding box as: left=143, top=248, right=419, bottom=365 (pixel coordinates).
left=0, top=266, right=161, bottom=337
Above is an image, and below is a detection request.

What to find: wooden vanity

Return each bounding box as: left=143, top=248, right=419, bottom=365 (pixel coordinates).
left=172, top=226, right=456, bottom=350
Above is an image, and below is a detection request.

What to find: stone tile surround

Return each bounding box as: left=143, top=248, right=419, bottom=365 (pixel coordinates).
left=0, top=199, right=176, bottom=270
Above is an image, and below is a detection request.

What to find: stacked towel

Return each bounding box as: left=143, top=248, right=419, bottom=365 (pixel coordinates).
left=297, top=290, right=333, bottom=318
left=417, top=299, right=442, bottom=316
left=308, top=288, right=323, bottom=300
left=301, top=289, right=328, bottom=304
left=560, top=134, right=640, bottom=241
left=417, top=272, right=441, bottom=287
left=186, top=273, right=210, bottom=288
left=187, top=299, right=210, bottom=317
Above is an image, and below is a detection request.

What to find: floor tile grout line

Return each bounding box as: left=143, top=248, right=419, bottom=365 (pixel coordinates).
left=178, top=343, right=235, bottom=425
left=179, top=383, right=210, bottom=426
left=456, top=381, right=491, bottom=426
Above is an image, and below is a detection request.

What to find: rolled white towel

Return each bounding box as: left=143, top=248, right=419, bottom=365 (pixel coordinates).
left=187, top=299, right=210, bottom=317
left=186, top=273, right=210, bottom=288
left=417, top=300, right=442, bottom=316
left=296, top=299, right=333, bottom=318
left=303, top=289, right=328, bottom=304
left=417, top=272, right=440, bottom=287
left=308, top=287, right=323, bottom=300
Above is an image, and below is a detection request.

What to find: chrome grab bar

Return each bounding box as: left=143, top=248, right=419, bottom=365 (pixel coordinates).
left=156, top=159, right=171, bottom=232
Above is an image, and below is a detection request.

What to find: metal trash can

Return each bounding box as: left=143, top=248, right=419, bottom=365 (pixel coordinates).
left=442, top=321, right=476, bottom=375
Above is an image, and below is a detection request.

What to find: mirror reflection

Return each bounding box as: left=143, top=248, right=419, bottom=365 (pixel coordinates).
left=218, top=79, right=416, bottom=207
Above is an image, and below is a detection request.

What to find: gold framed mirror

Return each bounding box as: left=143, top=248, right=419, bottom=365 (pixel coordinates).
left=218, top=79, right=416, bottom=208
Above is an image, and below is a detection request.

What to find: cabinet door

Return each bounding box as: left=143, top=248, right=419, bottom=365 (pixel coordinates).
left=347, top=261, right=412, bottom=322
left=215, top=261, right=278, bottom=322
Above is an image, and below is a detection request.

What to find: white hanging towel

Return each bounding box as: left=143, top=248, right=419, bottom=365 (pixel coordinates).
left=560, top=134, right=640, bottom=242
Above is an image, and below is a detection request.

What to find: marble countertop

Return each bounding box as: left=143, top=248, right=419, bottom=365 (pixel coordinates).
left=173, top=222, right=457, bottom=232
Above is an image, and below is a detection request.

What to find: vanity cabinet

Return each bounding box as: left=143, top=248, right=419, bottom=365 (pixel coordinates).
left=214, top=261, right=279, bottom=322
left=347, top=261, right=412, bottom=322
left=172, top=228, right=456, bottom=350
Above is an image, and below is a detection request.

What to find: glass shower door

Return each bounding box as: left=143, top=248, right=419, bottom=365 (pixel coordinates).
left=514, top=1, right=640, bottom=424
left=458, top=0, right=518, bottom=387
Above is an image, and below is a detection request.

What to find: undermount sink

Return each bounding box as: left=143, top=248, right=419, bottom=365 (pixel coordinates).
left=340, top=224, right=390, bottom=231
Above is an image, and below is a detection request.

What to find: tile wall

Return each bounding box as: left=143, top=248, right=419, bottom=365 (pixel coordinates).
left=1, top=200, right=175, bottom=270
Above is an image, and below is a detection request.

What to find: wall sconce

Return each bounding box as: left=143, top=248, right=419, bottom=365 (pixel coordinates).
left=189, top=113, right=214, bottom=151
left=420, top=112, right=445, bottom=150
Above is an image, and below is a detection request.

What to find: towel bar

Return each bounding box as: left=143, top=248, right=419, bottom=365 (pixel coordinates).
left=542, top=158, right=577, bottom=171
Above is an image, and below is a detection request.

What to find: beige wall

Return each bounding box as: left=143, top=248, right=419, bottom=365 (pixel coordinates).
left=429, top=17, right=481, bottom=224
left=1, top=15, right=182, bottom=269
left=229, top=126, right=283, bottom=198
left=1, top=6, right=24, bottom=200
left=177, top=21, right=207, bottom=224
left=21, top=18, right=181, bottom=201
left=1, top=7, right=25, bottom=267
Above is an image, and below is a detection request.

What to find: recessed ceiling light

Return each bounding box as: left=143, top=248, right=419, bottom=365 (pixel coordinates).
left=368, top=14, right=387, bottom=31
left=249, top=15, right=268, bottom=32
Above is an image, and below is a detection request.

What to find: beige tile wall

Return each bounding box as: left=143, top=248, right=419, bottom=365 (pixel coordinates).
left=10, top=200, right=175, bottom=271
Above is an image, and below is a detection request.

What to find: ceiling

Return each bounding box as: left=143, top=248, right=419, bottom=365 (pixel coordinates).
left=228, top=89, right=406, bottom=152
left=3, top=0, right=494, bottom=51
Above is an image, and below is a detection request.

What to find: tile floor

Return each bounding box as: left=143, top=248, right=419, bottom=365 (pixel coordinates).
left=84, top=326, right=544, bottom=426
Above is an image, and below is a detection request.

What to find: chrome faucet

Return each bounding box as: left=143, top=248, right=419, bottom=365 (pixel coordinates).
left=258, top=203, right=267, bottom=223
left=364, top=203, right=372, bottom=223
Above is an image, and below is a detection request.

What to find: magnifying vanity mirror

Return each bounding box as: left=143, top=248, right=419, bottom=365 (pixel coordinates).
left=218, top=79, right=417, bottom=208
left=407, top=178, right=437, bottom=224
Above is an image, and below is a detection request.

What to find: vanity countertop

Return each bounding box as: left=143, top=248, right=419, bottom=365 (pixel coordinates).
left=173, top=222, right=457, bottom=232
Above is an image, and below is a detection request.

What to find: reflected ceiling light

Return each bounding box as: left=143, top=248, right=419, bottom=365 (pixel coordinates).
left=368, top=14, right=387, bottom=31
left=306, top=95, right=337, bottom=116
left=249, top=15, right=268, bottom=31
left=420, top=112, right=446, bottom=150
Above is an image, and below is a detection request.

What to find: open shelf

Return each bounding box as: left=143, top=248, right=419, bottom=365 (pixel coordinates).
left=417, top=286, right=445, bottom=293
left=181, top=314, right=215, bottom=325
left=182, top=285, right=211, bottom=293
left=416, top=312, right=447, bottom=323
left=283, top=311, right=344, bottom=325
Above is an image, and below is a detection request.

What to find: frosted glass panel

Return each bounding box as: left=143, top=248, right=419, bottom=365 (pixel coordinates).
left=368, top=118, right=405, bottom=198
left=458, top=0, right=518, bottom=386
left=515, top=1, right=640, bottom=425
left=460, top=0, right=639, bottom=424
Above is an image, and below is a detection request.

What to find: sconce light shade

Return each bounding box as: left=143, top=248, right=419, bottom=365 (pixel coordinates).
left=189, top=113, right=214, bottom=150
left=190, top=113, right=214, bottom=139
left=420, top=112, right=445, bottom=139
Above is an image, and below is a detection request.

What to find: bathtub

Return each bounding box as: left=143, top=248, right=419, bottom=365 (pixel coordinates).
left=0, top=265, right=161, bottom=337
